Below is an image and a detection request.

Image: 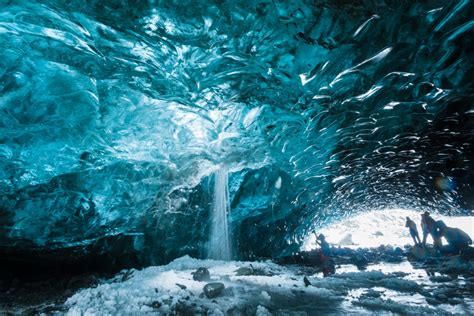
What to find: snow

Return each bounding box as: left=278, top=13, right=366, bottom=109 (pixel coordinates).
left=64, top=255, right=473, bottom=315
left=353, top=297, right=442, bottom=315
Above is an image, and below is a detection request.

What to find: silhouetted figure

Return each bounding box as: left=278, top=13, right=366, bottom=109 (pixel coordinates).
left=316, top=233, right=331, bottom=257
left=421, top=212, right=442, bottom=247
left=437, top=221, right=473, bottom=254
left=405, top=216, right=421, bottom=245
left=313, top=232, right=335, bottom=276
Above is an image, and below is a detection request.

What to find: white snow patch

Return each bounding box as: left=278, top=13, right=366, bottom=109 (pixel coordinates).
left=64, top=255, right=470, bottom=315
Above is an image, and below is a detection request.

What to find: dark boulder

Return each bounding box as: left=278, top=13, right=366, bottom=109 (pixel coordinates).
left=203, top=282, right=225, bottom=298
left=192, top=267, right=210, bottom=282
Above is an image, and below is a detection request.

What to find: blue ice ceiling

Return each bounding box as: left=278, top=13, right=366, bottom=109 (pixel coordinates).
left=0, top=0, right=473, bottom=264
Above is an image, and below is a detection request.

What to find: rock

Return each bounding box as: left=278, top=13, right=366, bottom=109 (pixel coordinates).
left=429, top=275, right=452, bottom=283
left=426, top=297, right=441, bottom=305
left=352, top=254, right=368, bottom=270
left=192, top=267, right=210, bottom=281
left=176, top=283, right=187, bottom=290
left=303, top=276, right=311, bottom=287
left=435, top=293, right=448, bottom=301
left=203, top=282, right=225, bottom=298
left=448, top=297, right=463, bottom=305
left=147, top=301, right=162, bottom=309
left=409, top=244, right=440, bottom=260
left=174, top=301, right=194, bottom=316
left=235, top=266, right=254, bottom=276
left=363, top=289, right=382, bottom=298
left=221, top=275, right=231, bottom=282
left=120, top=270, right=135, bottom=282
left=227, top=305, right=255, bottom=315
left=393, top=247, right=404, bottom=256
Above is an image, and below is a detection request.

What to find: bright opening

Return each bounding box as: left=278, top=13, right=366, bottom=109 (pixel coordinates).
left=302, top=208, right=474, bottom=250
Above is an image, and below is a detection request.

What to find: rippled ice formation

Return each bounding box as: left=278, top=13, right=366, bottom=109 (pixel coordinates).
left=0, top=0, right=473, bottom=263
left=64, top=256, right=473, bottom=315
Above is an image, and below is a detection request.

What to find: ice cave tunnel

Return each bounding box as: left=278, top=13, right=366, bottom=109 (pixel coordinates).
left=0, top=0, right=473, bottom=314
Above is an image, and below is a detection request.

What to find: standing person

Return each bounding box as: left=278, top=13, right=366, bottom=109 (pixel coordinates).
left=405, top=216, right=421, bottom=245
left=421, top=212, right=432, bottom=245
left=316, top=233, right=331, bottom=257
left=313, top=232, right=335, bottom=276
left=421, top=212, right=443, bottom=248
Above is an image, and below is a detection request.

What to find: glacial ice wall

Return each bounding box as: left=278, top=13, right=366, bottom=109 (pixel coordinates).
left=0, top=0, right=473, bottom=265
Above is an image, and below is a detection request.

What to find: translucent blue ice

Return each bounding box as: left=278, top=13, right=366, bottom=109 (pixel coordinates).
left=0, top=0, right=472, bottom=263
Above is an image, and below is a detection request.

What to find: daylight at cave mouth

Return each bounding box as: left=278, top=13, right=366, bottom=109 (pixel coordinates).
left=0, top=0, right=473, bottom=314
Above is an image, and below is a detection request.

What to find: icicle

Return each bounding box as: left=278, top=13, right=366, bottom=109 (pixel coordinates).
left=208, top=169, right=232, bottom=260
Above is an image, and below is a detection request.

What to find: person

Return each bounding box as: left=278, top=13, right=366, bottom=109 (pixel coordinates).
left=437, top=221, right=472, bottom=254
left=313, top=232, right=334, bottom=276
left=315, top=233, right=331, bottom=257
left=405, top=216, right=421, bottom=245
left=421, top=211, right=442, bottom=247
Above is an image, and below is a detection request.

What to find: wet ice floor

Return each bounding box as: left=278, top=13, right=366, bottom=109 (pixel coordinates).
left=338, top=261, right=474, bottom=315
left=61, top=255, right=474, bottom=315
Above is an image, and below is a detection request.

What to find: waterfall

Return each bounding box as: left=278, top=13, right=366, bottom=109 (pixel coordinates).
left=208, top=169, right=232, bottom=260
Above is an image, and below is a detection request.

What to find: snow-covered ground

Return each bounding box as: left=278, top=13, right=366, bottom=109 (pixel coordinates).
left=62, top=209, right=474, bottom=315
left=65, top=255, right=474, bottom=315
left=303, top=208, right=474, bottom=250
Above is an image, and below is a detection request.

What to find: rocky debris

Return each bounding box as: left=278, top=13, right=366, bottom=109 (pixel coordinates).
left=352, top=253, right=369, bottom=270
left=147, top=300, right=162, bottom=309
left=174, top=301, right=195, bottom=315
left=235, top=266, right=254, bottom=276
left=303, top=276, right=311, bottom=287
left=279, top=245, right=409, bottom=272
left=227, top=305, right=257, bottom=315
left=362, top=289, right=383, bottom=298
left=429, top=275, right=452, bottom=283
left=192, top=267, right=210, bottom=282
left=439, top=256, right=474, bottom=274
left=409, top=244, right=432, bottom=259
left=120, top=270, right=135, bottom=282
left=176, top=283, right=187, bottom=290
left=203, top=282, right=225, bottom=298
left=234, top=264, right=275, bottom=277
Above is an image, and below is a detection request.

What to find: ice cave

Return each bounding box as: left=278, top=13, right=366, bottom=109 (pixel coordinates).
left=1, top=0, right=473, bottom=314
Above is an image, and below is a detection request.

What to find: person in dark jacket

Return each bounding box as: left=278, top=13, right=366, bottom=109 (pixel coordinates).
left=405, top=216, right=421, bottom=245
left=316, top=233, right=331, bottom=257
left=437, top=221, right=472, bottom=254
left=313, top=232, right=334, bottom=276
left=421, top=212, right=442, bottom=247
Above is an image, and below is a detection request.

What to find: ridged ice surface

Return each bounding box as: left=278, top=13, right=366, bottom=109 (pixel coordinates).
left=0, top=0, right=473, bottom=263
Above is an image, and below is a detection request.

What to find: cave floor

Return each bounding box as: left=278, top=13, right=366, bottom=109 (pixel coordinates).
left=2, top=251, right=473, bottom=315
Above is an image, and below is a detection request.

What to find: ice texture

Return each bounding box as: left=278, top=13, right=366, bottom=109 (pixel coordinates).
left=0, top=0, right=473, bottom=263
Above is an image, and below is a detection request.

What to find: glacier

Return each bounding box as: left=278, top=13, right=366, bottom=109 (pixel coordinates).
left=0, top=0, right=473, bottom=271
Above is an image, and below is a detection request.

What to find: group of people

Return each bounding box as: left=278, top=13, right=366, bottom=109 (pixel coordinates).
left=305, top=212, right=471, bottom=276
left=405, top=212, right=472, bottom=254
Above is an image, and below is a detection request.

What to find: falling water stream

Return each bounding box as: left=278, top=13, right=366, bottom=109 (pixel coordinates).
left=208, top=169, right=232, bottom=260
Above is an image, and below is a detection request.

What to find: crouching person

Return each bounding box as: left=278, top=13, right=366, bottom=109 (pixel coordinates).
left=437, top=221, right=473, bottom=255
